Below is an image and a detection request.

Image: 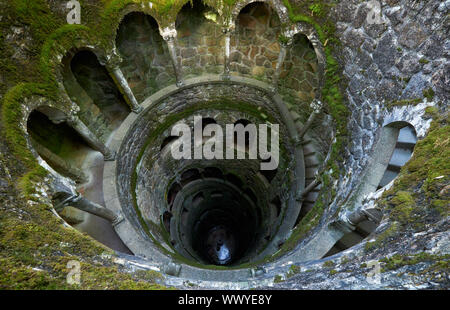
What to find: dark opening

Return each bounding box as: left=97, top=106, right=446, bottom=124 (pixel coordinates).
left=71, top=50, right=129, bottom=122
left=202, top=167, right=223, bottom=178
left=163, top=211, right=172, bottom=233
left=180, top=168, right=202, bottom=186
left=161, top=135, right=179, bottom=151
left=167, top=182, right=181, bottom=207
left=190, top=188, right=257, bottom=266
left=271, top=196, right=281, bottom=217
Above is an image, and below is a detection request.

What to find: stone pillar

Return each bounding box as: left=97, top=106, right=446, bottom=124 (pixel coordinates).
left=161, top=27, right=183, bottom=87
left=102, top=54, right=143, bottom=114
left=272, top=41, right=290, bottom=90
left=31, top=138, right=89, bottom=184
left=346, top=208, right=383, bottom=226
left=298, top=99, right=323, bottom=139
left=297, top=177, right=320, bottom=201
left=55, top=192, right=123, bottom=226
left=222, top=28, right=232, bottom=80
left=66, top=114, right=116, bottom=161
left=110, top=66, right=143, bottom=113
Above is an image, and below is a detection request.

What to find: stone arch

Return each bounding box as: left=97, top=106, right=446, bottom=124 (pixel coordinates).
left=323, top=208, right=383, bottom=258
left=230, top=0, right=289, bottom=30
left=62, top=48, right=130, bottom=141
left=278, top=31, right=320, bottom=105
left=25, top=105, right=90, bottom=183
left=345, top=120, right=418, bottom=215
left=115, top=11, right=174, bottom=100
left=286, top=22, right=327, bottom=100
left=42, top=26, right=106, bottom=111
left=376, top=121, right=417, bottom=190
left=103, top=1, right=163, bottom=51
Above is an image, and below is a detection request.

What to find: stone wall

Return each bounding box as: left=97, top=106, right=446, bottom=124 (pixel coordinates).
left=116, top=12, right=175, bottom=102
left=330, top=0, right=448, bottom=202
left=285, top=0, right=448, bottom=278
left=279, top=34, right=319, bottom=108
left=230, top=2, right=281, bottom=82
left=176, top=1, right=224, bottom=78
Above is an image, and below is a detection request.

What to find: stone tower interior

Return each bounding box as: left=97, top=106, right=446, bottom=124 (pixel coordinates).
left=0, top=0, right=448, bottom=290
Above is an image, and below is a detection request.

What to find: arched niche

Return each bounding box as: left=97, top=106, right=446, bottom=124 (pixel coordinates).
left=26, top=106, right=91, bottom=184
left=363, top=121, right=417, bottom=196
left=175, top=0, right=223, bottom=77
left=377, top=122, right=417, bottom=189
left=62, top=49, right=129, bottom=141
left=116, top=12, right=174, bottom=100
left=279, top=33, right=319, bottom=105
left=230, top=1, right=281, bottom=81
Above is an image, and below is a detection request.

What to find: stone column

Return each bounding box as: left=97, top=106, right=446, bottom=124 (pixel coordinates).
left=161, top=27, right=183, bottom=87
left=272, top=41, right=290, bottom=90
left=110, top=66, right=143, bottom=113
left=66, top=114, right=116, bottom=161
left=31, top=138, right=89, bottom=184
left=103, top=54, right=143, bottom=114
left=297, top=177, right=320, bottom=201
left=222, top=28, right=232, bottom=80
left=55, top=192, right=123, bottom=226
left=298, top=99, right=323, bottom=139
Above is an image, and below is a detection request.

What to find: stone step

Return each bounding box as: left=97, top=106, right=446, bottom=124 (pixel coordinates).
left=301, top=138, right=313, bottom=146
left=397, top=126, right=417, bottom=144
left=304, top=150, right=316, bottom=157
left=290, top=111, right=301, bottom=122
left=305, top=167, right=318, bottom=178
left=300, top=202, right=315, bottom=215
left=305, top=162, right=319, bottom=169
left=304, top=155, right=320, bottom=167
left=305, top=190, right=319, bottom=201
left=386, top=163, right=402, bottom=173
left=396, top=141, right=416, bottom=149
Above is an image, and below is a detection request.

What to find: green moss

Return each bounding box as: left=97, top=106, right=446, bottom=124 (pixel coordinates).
left=419, top=57, right=429, bottom=64
left=329, top=269, right=338, bottom=275
left=386, top=98, right=422, bottom=109
left=431, top=199, right=449, bottom=217
left=273, top=275, right=284, bottom=283
left=159, top=0, right=176, bottom=15
left=388, top=191, right=416, bottom=225
left=371, top=112, right=450, bottom=245
left=278, top=34, right=291, bottom=45
left=308, top=3, right=326, bottom=17
left=365, top=222, right=399, bottom=252
left=286, top=264, right=301, bottom=278
left=424, top=106, right=439, bottom=118
left=422, top=87, right=435, bottom=101
left=388, top=115, right=449, bottom=202
left=0, top=190, right=169, bottom=289
left=222, top=0, right=237, bottom=6
left=1, top=83, right=53, bottom=169
left=274, top=200, right=324, bottom=257
left=11, top=0, right=63, bottom=47
left=40, top=24, right=93, bottom=88
left=323, top=260, right=335, bottom=267
left=380, top=253, right=450, bottom=273
left=282, top=0, right=349, bottom=182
